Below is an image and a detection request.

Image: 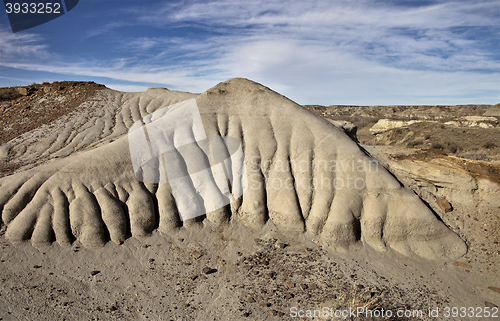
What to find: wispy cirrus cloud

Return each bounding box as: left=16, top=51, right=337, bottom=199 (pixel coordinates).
left=136, top=0, right=498, bottom=29
left=0, top=0, right=498, bottom=104
left=125, top=0, right=499, bottom=74
left=0, top=27, right=51, bottom=62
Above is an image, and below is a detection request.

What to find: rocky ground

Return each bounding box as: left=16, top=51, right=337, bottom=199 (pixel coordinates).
left=0, top=81, right=106, bottom=145
left=0, top=82, right=499, bottom=320
left=303, top=103, right=500, bottom=161
left=0, top=82, right=106, bottom=176
left=2, top=223, right=491, bottom=321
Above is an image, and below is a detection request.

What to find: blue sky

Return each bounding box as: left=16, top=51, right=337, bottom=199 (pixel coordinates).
left=0, top=0, right=498, bottom=105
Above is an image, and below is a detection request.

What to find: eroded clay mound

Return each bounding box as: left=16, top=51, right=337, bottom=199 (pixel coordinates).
left=0, top=78, right=466, bottom=260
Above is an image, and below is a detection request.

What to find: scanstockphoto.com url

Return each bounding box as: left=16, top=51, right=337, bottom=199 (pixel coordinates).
left=289, top=306, right=499, bottom=319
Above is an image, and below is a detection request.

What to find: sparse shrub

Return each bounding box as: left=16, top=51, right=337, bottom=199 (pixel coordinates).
left=457, top=151, right=490, bottom=161
left=346, top=116, right=379, bottom=129
left=362, top=138, right=382, bottom=146
left=431, top=142, right=444, bottom=150
left=357, top=118, right=372, bottom=128
left=407, top=140, right=420, bottom=148
left=445, top=142, right=458, bottom=154
left=483, top=141, right=496, bottom=149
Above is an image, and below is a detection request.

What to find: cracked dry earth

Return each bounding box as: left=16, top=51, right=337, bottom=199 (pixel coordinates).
left=0, top=80, right=499, bottom=320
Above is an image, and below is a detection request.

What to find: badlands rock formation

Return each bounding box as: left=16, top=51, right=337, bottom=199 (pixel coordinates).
left=0, top=78, right=466, bottom=260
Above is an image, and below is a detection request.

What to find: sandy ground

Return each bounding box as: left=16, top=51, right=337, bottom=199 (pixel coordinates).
left=1, top=221, right=499, bottom=321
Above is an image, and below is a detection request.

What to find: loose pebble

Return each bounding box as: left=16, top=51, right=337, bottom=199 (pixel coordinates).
left=265, top=271, right=277, bottom=279
left=275, top=242, right=287, bottom=249
left=436, top=198, right=453, bottom=213
left=488, top=286, right=500, bottom=294
left=202, top=267, right=217, bottom=275
left=452, top=262, right=472, bottom=269
left=485, top=301, right=498, bottom=308
left=189, top=250, right=204, bottom=260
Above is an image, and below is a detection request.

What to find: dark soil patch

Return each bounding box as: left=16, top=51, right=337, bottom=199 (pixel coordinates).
left=0, top=81, right=106, bottom=145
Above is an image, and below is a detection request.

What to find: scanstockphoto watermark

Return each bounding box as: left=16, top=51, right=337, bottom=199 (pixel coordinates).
left=290, top=306, right=422, bottom=319
left=248, top=156, right=379, bottom=191
left=290, top=306, right=499, bottom=319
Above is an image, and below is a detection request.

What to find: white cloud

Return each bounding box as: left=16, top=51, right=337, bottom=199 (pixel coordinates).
left=128, top=0, right=499, bottom=73
left=105, top=84, right=151, bottom=92
left=4, top=37, right=498, bottom=105
left=215, top=38, right=500, bottom=104
left=83, top=22, right=126, bottom=40
left=0, top=27, right=51, bottom=62
left=0, top=0, right=498, bottom=105
left=0, top=60, right=220, bottom=93
left=139, top=0, right=498, bottom=29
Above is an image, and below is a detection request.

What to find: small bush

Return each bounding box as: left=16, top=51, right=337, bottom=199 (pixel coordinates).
left=357, top=118, right=372, bottom=128
left=457, top=151, right=490, bottom=161
left=346, top=116, right=379, bottom=129
left=445, top=142, right=458, bottom=154
left=431, top=142, right=444, bottom=150
left=407, top=140, right=420, bottom=148
left=483, top=141, right=496, bottom=149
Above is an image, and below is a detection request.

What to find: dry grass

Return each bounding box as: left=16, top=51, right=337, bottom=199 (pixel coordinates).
left=311, top=287, right=422, bottom=320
